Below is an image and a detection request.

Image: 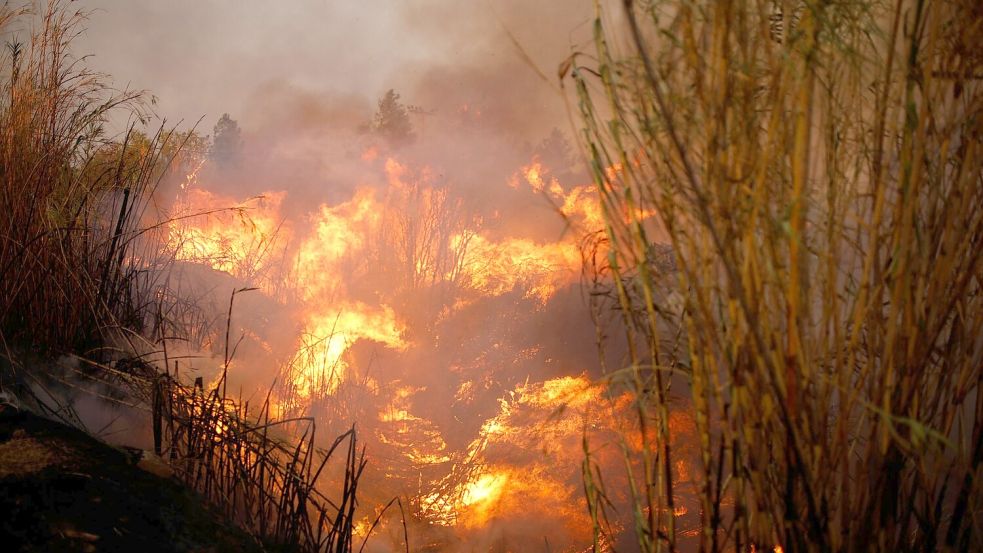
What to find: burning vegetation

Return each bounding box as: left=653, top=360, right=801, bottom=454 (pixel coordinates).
left=1, top=1, right=982, bottom=552
left=161, top=137, right=616, bottom=550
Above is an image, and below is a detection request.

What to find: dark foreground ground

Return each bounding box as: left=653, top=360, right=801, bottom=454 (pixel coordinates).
left=0, top=402, right=260, bottom=552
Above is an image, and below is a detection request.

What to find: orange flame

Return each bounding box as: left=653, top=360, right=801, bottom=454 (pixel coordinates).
left=164, top=152, right=658, bottom=550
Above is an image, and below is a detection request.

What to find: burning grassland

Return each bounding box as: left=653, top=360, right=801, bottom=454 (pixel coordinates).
left=156, top=128, right=665, bottom=550
left=3, top=1, right=979, bottom=552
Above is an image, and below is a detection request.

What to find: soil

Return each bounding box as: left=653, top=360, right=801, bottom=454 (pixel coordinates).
left=0, top=402, right=263, bottom=552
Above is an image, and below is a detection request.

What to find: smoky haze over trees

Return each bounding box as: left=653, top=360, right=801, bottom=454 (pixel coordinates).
left=73, top=0, right=593, bottom=142
left=211, top=113, right=243, bottom=167
left=371, top=89, right=414, bottom=146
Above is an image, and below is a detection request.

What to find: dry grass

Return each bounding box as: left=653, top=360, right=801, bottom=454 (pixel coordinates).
left=145, top=287, right=399, bottom=552
left=0, top=5, right=386, bottom=551
left=0, top=2, right=188, bottom=358
left=568, top=0, right=982, bottom=550
left=153, top=360, right=367, bottom=551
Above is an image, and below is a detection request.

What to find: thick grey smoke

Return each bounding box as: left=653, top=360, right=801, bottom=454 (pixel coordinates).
left=75, top=0, right=593, bottom=141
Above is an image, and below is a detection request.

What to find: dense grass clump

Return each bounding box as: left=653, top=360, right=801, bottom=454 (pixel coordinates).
left=0, top=2, right=182, bottom=357
left=569, top=0, right=981, bottom=550
left=0, top=7, right=379, bottom=551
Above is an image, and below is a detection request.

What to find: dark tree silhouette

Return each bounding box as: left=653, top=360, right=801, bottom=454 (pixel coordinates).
left=371, top=89, right=414, bottom=146
left=211, top=113, right=242, bottom=168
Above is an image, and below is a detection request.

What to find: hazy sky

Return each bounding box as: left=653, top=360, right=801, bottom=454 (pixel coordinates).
left=71, top=1, right=594, bottom=137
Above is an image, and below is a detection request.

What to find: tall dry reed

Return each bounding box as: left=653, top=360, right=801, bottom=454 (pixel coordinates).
left=0, top=2, right=182, bottom=358
left=568, top=0, right=982, bottom=550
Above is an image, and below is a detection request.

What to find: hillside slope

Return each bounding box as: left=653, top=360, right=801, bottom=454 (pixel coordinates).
left=0, top=402, right=262, bottom=553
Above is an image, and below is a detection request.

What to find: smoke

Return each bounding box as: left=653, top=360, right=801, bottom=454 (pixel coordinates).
left=75, top=0, right=592, bottom=141
left=63, top=2, right=655, bottom=551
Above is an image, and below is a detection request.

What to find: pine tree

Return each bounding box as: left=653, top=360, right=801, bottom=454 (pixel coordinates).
left=372, top=89, right=414, bottom=146
left=211, top=113, right=242, bottom=168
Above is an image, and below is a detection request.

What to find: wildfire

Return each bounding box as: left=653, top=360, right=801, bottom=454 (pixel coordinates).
left=409, top=374, right=605, bottom=537
left=455, top=234, right=580, bottom=303
left=163, top=150, right=643, bottom=551
left=514, top=157, right=605, bottom=233
left=168, top=188, right=289, bottom=293
left=289, top=305, right=406, bottom=397
left=294, top=188, right=382, bottom=301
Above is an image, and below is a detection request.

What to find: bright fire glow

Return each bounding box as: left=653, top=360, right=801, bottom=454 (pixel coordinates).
left=163, top=150, right=668, bottom=551
left=455, top=234, right=580, bottom=303
left=169, top=189, right=289, bottom=290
